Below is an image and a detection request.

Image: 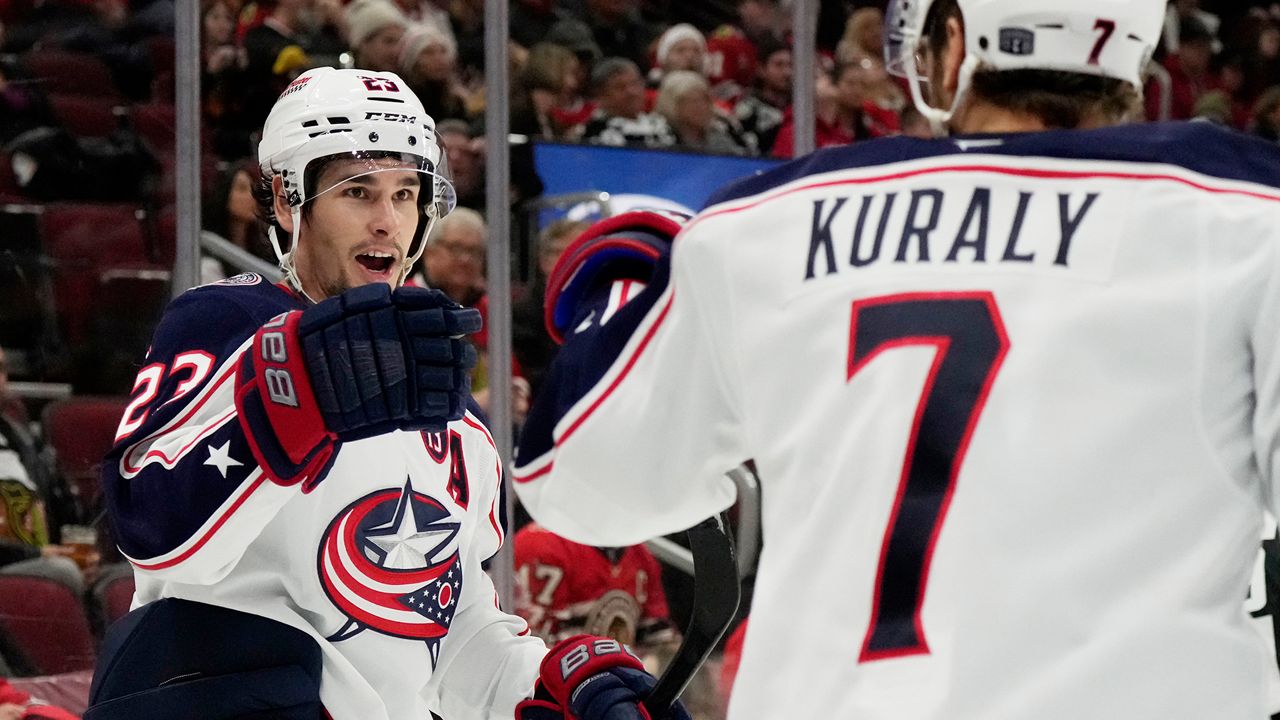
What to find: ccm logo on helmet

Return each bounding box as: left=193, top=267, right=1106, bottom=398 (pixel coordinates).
left=364, top=111, right=418, bottom=123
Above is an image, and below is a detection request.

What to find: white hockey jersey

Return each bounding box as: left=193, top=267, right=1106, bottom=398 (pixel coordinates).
left=103, top=275, right=545, bottom=720
left=514, top=122, right=1280, bottom=719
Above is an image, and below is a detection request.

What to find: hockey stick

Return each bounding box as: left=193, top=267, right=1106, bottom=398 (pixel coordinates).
left=641, top=512, right=741, bottom=719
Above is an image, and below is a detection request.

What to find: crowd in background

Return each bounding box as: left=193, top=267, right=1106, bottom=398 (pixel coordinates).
left=4, top=0, right=1280, bottom=715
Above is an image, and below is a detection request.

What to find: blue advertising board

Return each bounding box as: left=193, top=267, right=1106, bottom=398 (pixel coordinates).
left=532, top=142, right=782, bottom=214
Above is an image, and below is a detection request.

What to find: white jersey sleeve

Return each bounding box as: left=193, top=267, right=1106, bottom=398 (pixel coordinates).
left=514, top=228, right=744, bottom=547
left=1257, top=233, right=1280, bottom=512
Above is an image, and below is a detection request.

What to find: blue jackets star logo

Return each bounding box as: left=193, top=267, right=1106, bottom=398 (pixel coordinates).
left=318, top=479, right=464, bottom=664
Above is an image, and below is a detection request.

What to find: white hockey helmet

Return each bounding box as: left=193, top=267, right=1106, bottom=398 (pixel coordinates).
left=257, top=66, right=457, bottom=297
left=885, top=0, right=1165, bottom=131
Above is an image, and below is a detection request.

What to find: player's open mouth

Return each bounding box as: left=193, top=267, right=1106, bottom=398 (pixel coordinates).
left=355, top=251, right=396, bottom=276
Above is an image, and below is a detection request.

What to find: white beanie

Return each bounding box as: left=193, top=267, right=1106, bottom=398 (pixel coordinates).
left=656, top=23, right=706, bottom=68
left=399, top=23, right=457, bottom=76
left=345, top=0, right=408, bottom=49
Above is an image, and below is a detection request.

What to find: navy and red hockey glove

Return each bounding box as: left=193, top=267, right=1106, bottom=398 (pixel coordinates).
left=543, top=210, right=686, bottom=345
left=235, top=283, right=480, bottom=489
left=516, top=635, right=691, bottom=720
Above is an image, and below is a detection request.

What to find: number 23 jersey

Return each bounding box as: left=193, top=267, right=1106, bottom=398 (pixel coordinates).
left=103, top=274, right=544, bottom=720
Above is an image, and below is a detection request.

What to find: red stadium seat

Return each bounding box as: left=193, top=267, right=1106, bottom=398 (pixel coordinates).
left=47, top=94, right=124, bottom=138
left=129, top=102, right=175, bottom=154
left=22, top=49, right=123, bottom=101
left=0, top=575, right=96, bottom=674
left=151, top=151, right=219, bottom=205
left=87, top=563, right=137, bottom=641
left=93, top=566, right=136, bottom=628
left=40, top=203, right=149, bottom=345
left=42, top=396, right=130, bottom=517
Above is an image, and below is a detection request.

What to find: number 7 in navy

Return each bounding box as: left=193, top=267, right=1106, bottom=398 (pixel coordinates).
left=849, top=291, right=1009, bottom=662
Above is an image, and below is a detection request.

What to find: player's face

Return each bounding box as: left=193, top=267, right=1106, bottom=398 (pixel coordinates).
left=290, top=160, right=422, bottom=300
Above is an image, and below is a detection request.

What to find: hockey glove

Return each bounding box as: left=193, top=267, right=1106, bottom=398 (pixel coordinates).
left=543, top=210, right=685, bottom=345
left=515, top=635, right=691, bottom=720
left=235, top=283, right=480, bottom=489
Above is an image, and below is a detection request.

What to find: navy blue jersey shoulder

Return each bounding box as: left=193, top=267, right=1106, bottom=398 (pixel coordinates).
left=151, top=274, right=304, bottom=360
left=703, top=122, right=1280, bottom=210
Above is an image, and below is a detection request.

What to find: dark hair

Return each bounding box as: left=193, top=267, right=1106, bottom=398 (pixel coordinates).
left=924, top=0, right=1139, bottom=128
left=589, top=57, right=640, bottom=96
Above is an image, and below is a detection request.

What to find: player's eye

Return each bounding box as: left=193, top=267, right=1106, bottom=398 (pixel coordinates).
left=344, top=186, right=369, bottom=199
left=393, top=188, right=418, bottom=202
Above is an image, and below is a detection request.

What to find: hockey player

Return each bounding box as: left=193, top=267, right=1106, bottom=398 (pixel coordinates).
left=514, top=522, right=676, bottom=646
left=90, top=67, right=683, bottom=720
left=514, top=0, right=1280, bottom=717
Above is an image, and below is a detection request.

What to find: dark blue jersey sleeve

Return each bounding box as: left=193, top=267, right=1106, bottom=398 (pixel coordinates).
left=101, top=274, right=307, bottom=582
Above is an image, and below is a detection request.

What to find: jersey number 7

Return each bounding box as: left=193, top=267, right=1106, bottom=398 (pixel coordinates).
left=849, top=292, right=1009, bottom=662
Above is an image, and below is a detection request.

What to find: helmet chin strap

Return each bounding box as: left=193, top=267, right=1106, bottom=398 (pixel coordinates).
left=268, top=208, right=321, bottom=306
left=397, top=209, right=440, bottom=288
left=906, top=51, right=980, bottom=136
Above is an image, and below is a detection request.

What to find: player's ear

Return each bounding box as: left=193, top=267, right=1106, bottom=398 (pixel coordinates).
left=273, top=175, right=294, bottom=235
left=941, top=16, right=966, bottom=98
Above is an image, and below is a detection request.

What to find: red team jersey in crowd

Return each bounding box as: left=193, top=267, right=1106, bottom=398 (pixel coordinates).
left=516, top=122, right=1280, bottom=719
left=102, top=274, right=544, bottom=720
left=513, top=523, right=670, bottom=643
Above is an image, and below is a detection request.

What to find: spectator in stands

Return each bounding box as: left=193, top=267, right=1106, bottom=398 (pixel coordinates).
left=202, top=159, right=273, bottom=281
left=648, top=23, right=707, bottom=87
left=899, top=105, right=933, bottom=139
left=655, top=71, right=751, bottom=155
left=1164, top=0, right=1220, bottom=55
left=202, top=0, right=252, bottom=158
left=345, top=0, right=408, bottom=73
left=510, top=0, right=570, bottom=58
left=1164, top=18, right=1216, bottom=120
left=0, top=347, right=82, bottom=596
left=733, top=0, right=787, bottom=52
left=1252, top=85, right=1280, bottom=143
left=513, top=219, right=589, bottom=397
left=415, top=206, right=486, bottom=307
left=447, top=0, right=485, bottom=82
left=771, top=57, right=897, bottom=158
left=242, top=0, right=344, bottom=139
left=436, top=119, right=484, bottom=210
left=514, top=522, right=675, bottom=649
left=578, top=0, right=659, bottom=71
left=0, top=678, right=77, bottom=720
left=399, top=23, right=469, bottom=122
left=734, top=38, right=790, bottom=155
left=581, top=57, right=676, bottom=148
left=392, top=0, right=452, bottom=38
left=512, top=43, right=585, bottom=140
left=835, top=6, right=884, bottom=64
left=546, top=17, right=604, bottom=68
left=1241, top=16, right=1280, bottom=107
